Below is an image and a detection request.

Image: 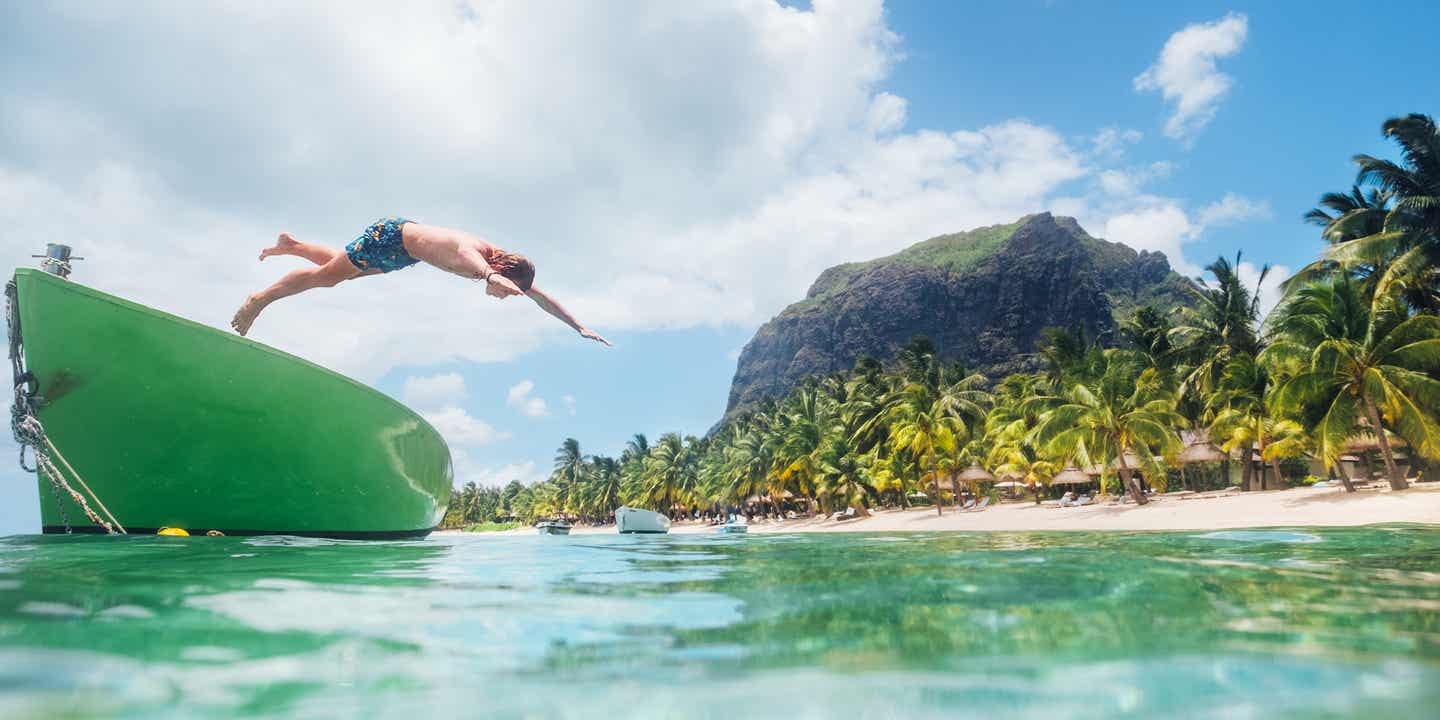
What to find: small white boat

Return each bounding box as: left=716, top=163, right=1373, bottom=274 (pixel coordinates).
left=537, top=521, right=572, bottom=536
left=717, top=517, right=748, bottom=535
left=615, top=506, right=671, bottom=534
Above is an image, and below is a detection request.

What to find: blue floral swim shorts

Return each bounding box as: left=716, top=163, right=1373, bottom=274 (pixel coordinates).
left=345, top=217, right=418, bottom=273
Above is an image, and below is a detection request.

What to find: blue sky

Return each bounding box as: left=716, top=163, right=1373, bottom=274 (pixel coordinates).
left=2, top=1, right=1436, bottom=534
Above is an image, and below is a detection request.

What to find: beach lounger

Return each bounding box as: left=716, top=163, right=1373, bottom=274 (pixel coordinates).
left=963, top=497, right=991, bottom=512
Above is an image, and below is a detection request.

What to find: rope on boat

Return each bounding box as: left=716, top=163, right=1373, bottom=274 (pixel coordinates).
left=5, top=279, right=126, bottom=535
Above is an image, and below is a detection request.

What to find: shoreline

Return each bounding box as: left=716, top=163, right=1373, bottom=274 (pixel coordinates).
left=452, top=482, right=1440, bottom=537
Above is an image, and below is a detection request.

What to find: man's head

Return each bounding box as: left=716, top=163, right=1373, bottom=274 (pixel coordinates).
left=486, top=250, right=535, bottom=298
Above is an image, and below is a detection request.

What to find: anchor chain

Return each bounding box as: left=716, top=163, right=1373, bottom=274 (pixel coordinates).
left=6, top=279, right=125, bottom=534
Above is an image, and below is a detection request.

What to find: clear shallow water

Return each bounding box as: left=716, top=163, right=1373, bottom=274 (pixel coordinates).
left=1, top=528, right=1437, bottom=719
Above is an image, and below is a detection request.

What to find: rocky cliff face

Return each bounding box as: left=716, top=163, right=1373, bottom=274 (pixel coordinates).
left=725, top=213, right=1192, bottom=414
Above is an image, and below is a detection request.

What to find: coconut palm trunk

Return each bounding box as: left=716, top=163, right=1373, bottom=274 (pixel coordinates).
left=929, top=451, right=944, bottom=516
left=1330, top=465, right=1356, bottom=493
left=1363, top=397, right=1409, bottom=490
left=1256, top=434, right=1281, bottom=490
left=1114, top=450, right=1148, bottom=505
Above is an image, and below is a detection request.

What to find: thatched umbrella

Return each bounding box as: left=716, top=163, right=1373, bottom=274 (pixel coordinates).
left=1110, top=451, right=1151, bottom=470
left=958, top=463, right=996, bottom=484
left=1343, top=432, right=1408, bottom=452
left=1178, top=439, right=1227, bottom=464
left=1052, top=466, right=1091, bottom=485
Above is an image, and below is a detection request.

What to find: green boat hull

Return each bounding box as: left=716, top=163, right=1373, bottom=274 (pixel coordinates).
left=12, top=269, right=452, bottom=538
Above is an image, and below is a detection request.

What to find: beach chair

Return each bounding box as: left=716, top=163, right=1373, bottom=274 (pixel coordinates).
left=960, top=499, right=977, bottom=510
left=1073, top=496, right=1091, bottom=507
left=964, top=497, right=991, bottom=512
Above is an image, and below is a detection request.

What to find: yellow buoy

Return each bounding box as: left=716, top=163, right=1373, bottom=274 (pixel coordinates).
left=156, top=527, right=189, bottom=536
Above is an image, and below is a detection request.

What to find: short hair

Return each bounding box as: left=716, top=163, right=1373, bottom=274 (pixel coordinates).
left=490, top=251, right=535, bottom=292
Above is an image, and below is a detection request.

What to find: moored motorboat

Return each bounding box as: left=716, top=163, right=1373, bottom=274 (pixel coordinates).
left=8, top=255, right=452, bottom=538
left=615, top=506, right=670, bottom=534
left=536, top=520, right=572, bottom=536
left=717, top=516, right=748, bottom=534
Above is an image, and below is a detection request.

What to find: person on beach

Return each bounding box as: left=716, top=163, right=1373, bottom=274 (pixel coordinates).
left=231, top=217, right=610, bottom=345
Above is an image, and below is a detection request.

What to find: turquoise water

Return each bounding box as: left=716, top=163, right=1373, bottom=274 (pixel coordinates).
left=1, top=528, right=1438, bottom=719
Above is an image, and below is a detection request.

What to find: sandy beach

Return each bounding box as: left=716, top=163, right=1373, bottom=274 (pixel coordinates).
left=473, top=482, right=1440, bottom=537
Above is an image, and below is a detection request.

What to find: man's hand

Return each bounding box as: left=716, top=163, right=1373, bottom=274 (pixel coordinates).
left=579, top=327, right=612, bottom=347
left=486, top=273, right=524, bottom=297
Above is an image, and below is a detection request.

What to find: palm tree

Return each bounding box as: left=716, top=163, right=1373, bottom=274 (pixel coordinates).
left=815, top=435, right=874, bottom=516
left=1121, top=305, right=1178, bottom=372
left=643, top=433, right=700, bottom=517
left=1172, top=253, right=1269, bottom=403
left=716, top=424, right=773, bottom=511
left=587, top=456, right=623, bottom=518
left=459, top=481, right=480, bottom=524
left=1305, top=184, right=1394, bottom=237
left=552, top=438, right=587, bottom=519
left=1264, top=277, right=1440, bottom=490
left=1038, top=326, right=1103, bottom=385
left=771, top=386, right=826, bottom=502
left=1206, top=354, right=1281, bottom=491
left=984, top=375, right=1059, bottom=502
left=887, top=382, right=962, bottom=514
left=1319, top=114, right=1440, bottom=311
left=1036, top=353, right=1183, bottom=505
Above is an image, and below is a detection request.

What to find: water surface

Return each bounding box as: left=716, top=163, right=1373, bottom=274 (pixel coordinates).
left=1, top=527, right=1438, bottom=718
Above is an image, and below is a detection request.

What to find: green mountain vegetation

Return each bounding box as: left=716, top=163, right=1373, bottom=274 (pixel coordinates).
left=444, top=112, right=1440, bottom=528
left=725, top=211, right=1194, bottom=417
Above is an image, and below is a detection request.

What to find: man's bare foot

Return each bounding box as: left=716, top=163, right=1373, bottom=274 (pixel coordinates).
left=259, top=233, right=300, bottom=261
left=231, top=294, right=264, bottom=336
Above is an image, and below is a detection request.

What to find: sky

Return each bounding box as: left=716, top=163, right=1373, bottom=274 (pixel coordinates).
left=1, top=0, right=1436, bottom=534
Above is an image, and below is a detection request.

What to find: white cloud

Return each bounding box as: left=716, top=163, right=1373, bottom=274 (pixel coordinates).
left=561, top=394, right=577, bottom=417
left=421, top=406, right=509, bottom=448
left=1236, top=260, right=1290, bottom=320
left=1098, top=161, right=1173, bottom=197
left=1103, top=200, right=1201, bottom=275
left=401, top=372, right=466, bottom=411
left=1134, top=12, right=1249, bottom=144
left=1091, top=127, right=1143, bottom=157
left=1196, top=192, right=1271, bottom=227
left=865, top=92, right=908, bottom=135
left=451, top=456, right=546, bottom=489
left=1100, top=191, right=1269, bottom=277
left=579, top=119, right=1090, bottom=329
left=506, top=380, right=549, bottom=418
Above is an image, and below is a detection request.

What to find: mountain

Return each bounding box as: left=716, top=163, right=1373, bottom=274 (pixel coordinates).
left=724, top=212, right=1194, bottom=415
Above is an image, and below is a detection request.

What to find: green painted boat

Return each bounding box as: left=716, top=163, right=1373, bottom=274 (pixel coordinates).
left=10, top=267, right=452, bottom=538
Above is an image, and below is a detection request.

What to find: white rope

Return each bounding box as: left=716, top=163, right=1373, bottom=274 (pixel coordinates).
left=17, top=415, right=125, bottom=534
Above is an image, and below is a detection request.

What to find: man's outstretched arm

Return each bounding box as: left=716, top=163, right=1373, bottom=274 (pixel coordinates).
left=526, top=286, right=612, bottom=346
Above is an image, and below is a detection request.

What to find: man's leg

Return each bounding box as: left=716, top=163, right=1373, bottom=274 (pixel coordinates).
left=259, top=232, right=343, bottom=266
left=231, top=253, right=364, bottom=336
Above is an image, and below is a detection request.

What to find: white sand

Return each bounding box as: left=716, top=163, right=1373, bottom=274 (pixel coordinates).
left=471, top=481, right=1440, bottom=537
